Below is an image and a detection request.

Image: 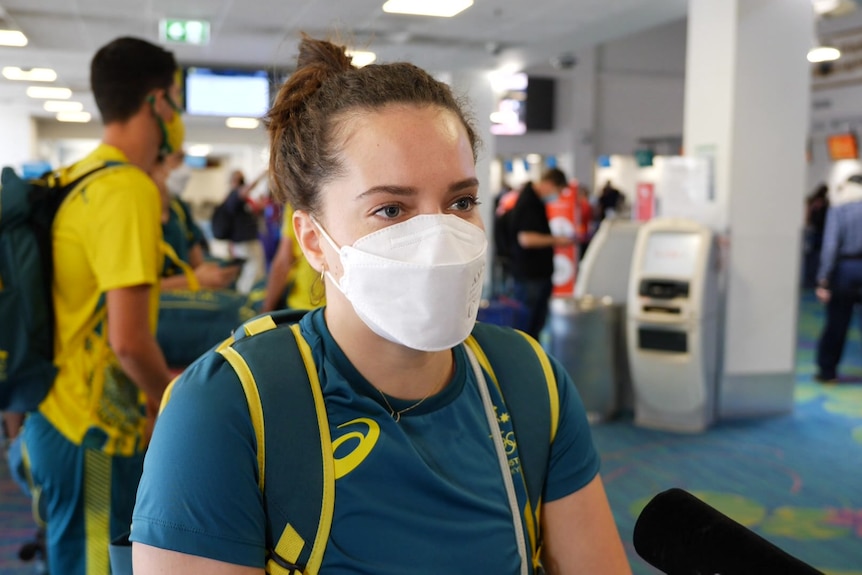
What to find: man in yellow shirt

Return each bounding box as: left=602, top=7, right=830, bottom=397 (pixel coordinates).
left=261, top=205, right=324, bottom=312
left=21, top=37, right=179, bottom=575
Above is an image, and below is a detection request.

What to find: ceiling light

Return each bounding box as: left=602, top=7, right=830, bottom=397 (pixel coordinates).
left=0, top=30, right=27, bottom=47
left=56, top=111, right=92, bottom=123
left=187, top=144, right=212, bottom=156
left=225, top=117, right=260, bottom=129
left=382, top=0, right=473, bottom=17
left=811, top=0, right=841, bottom=15
left=3, top=67, right=57, bottom=81
left=808, top=46, right=841, bottom=63
left=27, top=86, right=72, bottom=99
left=346, top=50, right=377, bottom=67
left=43, top=100, right=83, bottom=112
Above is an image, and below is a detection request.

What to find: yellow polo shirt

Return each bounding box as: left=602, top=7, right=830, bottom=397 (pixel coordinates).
left=38, top=144, right=162, bottom=456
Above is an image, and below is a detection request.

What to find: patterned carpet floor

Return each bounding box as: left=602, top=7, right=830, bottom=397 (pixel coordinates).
left=593, top=291, right=862, bottom=574
left=1, top=291, right=860, bottom=574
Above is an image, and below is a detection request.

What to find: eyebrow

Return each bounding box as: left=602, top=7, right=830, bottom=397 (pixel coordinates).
left=356, top=178, right=480, bottom=200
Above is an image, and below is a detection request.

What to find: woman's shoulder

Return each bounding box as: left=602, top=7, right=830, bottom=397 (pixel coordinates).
left=161, top=347, right=247, bottom=415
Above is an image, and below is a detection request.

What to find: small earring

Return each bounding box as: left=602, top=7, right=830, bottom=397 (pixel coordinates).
left=311, top=264, right=326, bottom=305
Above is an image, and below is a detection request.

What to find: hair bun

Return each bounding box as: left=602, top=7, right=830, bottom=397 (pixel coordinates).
left=297, top=33, right=354, bottom=75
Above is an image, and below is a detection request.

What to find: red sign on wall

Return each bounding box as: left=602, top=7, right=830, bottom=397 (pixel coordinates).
left=635, top=182, right=655, bottom=222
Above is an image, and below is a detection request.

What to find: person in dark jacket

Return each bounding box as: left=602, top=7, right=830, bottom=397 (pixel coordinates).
left=508, top=169, right=574, bottom=338
left=815, top=175, right=862, bottom=382
left=803, top=183, right=829, bottom=289
left=221, top=169, right=267, bottom=293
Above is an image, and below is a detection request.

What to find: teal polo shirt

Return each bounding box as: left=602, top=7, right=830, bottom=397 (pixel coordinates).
left=131, top=309, right=600, bottom=573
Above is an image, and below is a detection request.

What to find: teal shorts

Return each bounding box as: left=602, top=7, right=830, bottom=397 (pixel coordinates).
left=21, top=413, right=144, bottom=575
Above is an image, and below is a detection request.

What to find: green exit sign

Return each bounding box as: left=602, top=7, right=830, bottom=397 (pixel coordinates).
left=159, top=19, right=210, bottom=45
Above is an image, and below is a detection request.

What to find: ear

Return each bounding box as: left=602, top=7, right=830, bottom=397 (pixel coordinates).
left=146, top=88, right=163, bottom=107
left=293, top=210, right=326, bottom=272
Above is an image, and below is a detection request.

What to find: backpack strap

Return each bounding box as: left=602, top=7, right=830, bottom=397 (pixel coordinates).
left=217, top=309, right=333, bottom=575
left=216, top=313, right=556, bottom=575
left=49, top=161, right=129, bottom=367
left=161, top=241, right=200, bottom=291
left=465, top=324, right=559, bottom=573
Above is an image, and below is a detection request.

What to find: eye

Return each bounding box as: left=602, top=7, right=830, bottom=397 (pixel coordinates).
left=373, top=204, right=402, bottom=219
left=451, top=195, right=481, bottom=212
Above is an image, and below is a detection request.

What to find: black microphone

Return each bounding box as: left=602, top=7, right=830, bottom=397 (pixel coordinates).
left=633, top=488, right=824, bottom=575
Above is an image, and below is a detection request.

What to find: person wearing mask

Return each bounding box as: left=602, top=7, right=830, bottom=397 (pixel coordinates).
left=20, top=36, right=177, bottom=574
left=508, top=169, right=575, bottom=339
left=131, top=34, right=630, bottom=574
left=815, top=174, right=862, bottom=383
left=150, top=153, right=240, bottom=290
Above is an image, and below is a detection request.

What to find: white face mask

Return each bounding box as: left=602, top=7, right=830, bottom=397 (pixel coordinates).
left=166, top=166, right=191, bottom=197
left=315, top=214, right=487, bottom=352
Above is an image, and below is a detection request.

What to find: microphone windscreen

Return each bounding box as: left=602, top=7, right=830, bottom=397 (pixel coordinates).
left=633, top=488, right=823, bottom=575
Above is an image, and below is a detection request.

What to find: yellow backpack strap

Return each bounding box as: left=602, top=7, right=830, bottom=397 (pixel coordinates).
left=169, top=197, right=198, bottom=243
left=169, top=197, right=187, bottom=227
left=218, top=310, right=333, bottom=575
left=465, top=325, right=559, bottom=574
left=161, top=241, right=200, bottom=291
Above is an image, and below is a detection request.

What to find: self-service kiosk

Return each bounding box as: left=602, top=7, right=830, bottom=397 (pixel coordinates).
left=626, top=219, right=720, bottom=432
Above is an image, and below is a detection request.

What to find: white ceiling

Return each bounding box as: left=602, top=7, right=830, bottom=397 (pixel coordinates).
left=0, top=0, right=690, bottom=122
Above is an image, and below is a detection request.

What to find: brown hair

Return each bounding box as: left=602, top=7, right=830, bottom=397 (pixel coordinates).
left=540, top=167, right=568, bottom=189
left=265, top=34, right=480, bottom=213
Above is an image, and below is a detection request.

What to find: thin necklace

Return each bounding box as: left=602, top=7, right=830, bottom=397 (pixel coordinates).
left=376, top=388, right=433, bottom=423
left=374, top=354, right=455, bottom=422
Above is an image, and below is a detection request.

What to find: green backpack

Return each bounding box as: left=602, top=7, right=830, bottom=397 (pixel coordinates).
left=156, top=288, right=257, bottom=368
left=0, top=163, right=122, bottom=412
left=193, top=310, right=560, bottom=574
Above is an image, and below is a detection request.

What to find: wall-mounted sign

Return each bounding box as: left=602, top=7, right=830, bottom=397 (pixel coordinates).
left=635, top=182, right=655, bottom=221
left=160, top=19, right=210, bottom=46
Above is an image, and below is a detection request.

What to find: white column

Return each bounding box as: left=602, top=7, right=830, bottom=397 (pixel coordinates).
left=0, top=106, right=37, bottom=173
left=684, top=0, right=812, bottom=417
left=573, top=47, right=598, bottom=192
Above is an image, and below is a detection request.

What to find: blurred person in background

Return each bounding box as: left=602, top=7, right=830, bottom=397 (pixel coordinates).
left=151, top=153, right=240, bottom=290
left=598, top=180, right=623, bottom=221
left=221, top=169, right=268, bottom=293
left=260, top=202, right=325, bottom=312
left=804, top=182, right=829, bottom=289
left=815, top=174, right=862, bottom=383
left=509, top=169, right=575, bottom=339
left=21, top=36, right=176, bottom=575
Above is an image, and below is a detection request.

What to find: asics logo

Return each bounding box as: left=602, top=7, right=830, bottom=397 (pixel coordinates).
left=332, top=417, right=380, bottom=479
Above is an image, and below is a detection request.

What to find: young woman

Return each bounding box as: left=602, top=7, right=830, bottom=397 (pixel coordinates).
left=131, top=34, right=631, bottom=575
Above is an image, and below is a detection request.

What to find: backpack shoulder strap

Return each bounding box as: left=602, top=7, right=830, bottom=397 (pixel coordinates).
left=56, top=160, right=128, bottom=195
left=465, top=323, right=559, bottom=572
left=216, top=310, right=333, bottom=575
left=169, top=197, right=187, bottom=226
left=466, top=324, right=559, bottom=499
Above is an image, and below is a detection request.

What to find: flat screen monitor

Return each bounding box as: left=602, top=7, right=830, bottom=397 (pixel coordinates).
left=490, top=74, right=555, bottom=135
left=641, top=232, right=701, bottom=278
left=827, top=133, right=858, bottom=161
left=184, top=67, right=270, bottom=117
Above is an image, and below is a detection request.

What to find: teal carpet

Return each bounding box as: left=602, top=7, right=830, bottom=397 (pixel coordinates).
left=593, top=291, right=862, bottom=574
left=1, top=291, right=860, bottom=574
